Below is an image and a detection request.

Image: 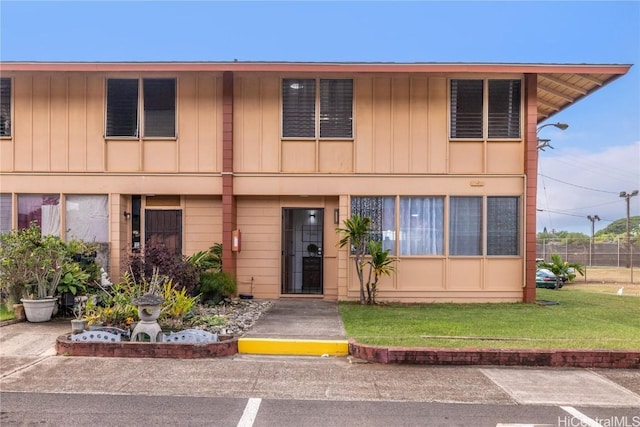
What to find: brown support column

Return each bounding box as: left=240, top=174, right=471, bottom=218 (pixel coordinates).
left=523, top=73, right=538, bottom=303
left=222, top=71, right=236, bottom=276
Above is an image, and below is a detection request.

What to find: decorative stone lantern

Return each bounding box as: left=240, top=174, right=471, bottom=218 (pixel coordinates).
left=131, top=293, right=164, bottom=342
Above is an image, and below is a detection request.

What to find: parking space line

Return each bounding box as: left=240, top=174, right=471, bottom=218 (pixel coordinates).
left=560, top=406, right=602, bottom=427
left=237, top=398, right=261, bottom=427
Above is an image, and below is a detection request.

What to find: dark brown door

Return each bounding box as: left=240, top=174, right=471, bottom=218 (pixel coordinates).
left=145, top=209, right=182, bottom=254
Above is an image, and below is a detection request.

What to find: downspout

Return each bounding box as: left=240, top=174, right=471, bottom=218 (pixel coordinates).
left=221, top=71, right=237, bottom=278
left=523, top=73, right=538, bottom=303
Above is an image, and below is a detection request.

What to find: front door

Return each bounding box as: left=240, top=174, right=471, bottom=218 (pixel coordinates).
left=282, top=208, right=323, bottom=295
left=145, top=209, right=182, bottom=254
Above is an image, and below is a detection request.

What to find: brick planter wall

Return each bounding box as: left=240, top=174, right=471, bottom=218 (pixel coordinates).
left=56, top=335, right=238, bottom=359
left=349, top=341, right=640, bottom=369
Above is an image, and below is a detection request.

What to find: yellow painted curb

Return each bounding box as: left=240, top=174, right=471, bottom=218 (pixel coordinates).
left=238, top=338, right=349, bottom=356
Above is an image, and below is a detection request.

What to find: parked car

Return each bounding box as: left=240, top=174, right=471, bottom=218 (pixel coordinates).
left=536, top=268, right=563, bottom=289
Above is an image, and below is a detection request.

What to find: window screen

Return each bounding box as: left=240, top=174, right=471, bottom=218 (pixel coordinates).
left=399, top=197, right=444, bottom=255
left=0, top=193, right=11, bottom=233
left=449, top=196, right=482, bottom=255
left=0, top=78, right=11, bottom=137
left=106, top=79, right=139, bottom=137
left=487, top=196, right=519, bottom=255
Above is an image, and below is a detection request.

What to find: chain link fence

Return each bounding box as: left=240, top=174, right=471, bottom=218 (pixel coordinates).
left=536, top=238, right=640, bottom=267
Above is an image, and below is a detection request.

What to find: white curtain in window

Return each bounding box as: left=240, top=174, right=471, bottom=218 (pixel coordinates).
left=65, top=195, right=109, bottom=242
left=41, top=204, right=61, bottom=236
left=449, top=197, right=482, bottom=256
left=400, top=197, right=444, bottom=255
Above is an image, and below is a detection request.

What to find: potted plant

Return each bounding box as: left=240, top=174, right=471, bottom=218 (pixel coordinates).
left=0, top=223, right=66, bottom=322
left=70, top=296, right=88, bottom=334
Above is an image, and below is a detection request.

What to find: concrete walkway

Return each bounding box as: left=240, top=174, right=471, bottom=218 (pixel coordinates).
left=239, top=298, right=349, bottom=356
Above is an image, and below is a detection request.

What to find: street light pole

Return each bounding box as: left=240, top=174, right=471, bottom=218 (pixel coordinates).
left=587, top=215, right=600, bottom=266
left=619, top=190, right=639, bottom=269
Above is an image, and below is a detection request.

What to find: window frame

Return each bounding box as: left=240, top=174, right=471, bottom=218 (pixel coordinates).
left=0, top=77, right=12, bottom=138
left=448, top=195, right=521, bottom=257
left=282, top=77, right=354, bottom=140
left=449, top=77, right=522, bottom=141
left=105, top=77, right=177, bottom=139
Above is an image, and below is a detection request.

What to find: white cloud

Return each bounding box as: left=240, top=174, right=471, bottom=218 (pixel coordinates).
left=536, top=141, right=640, bottom=235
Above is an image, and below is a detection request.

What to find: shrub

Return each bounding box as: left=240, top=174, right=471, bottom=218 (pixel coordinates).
left=197, top=271, right=237, bottom=304
left=127, top=242, right=199, bottom=295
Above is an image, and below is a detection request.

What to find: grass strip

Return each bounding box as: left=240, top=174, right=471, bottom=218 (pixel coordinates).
left=339, top=288, right=640, bottom=350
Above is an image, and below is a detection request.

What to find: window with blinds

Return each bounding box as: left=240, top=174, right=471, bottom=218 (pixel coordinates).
left=106, top=79, right=139, bottom=137
left=282, top=78, right=353, bottom=138
left=450, top=80, right=483, bottom=139
left=282, top=79, right=316, bottom=138
left=450, top=79, right=521, bottom=139
left=143, top=79, right=176, bottom=137
left=320, top=79, right=353, bottom=138
left=0, top=78, right=11, bottom=137
left=106, top=78, right=176, bottom=138
left=488, top=80, right=521, bottom=138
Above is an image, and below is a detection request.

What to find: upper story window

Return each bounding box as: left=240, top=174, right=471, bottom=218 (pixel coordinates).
left=282, top=78, right=353, bottom=138
left=450, top=79, right=521, bottom=139
left=0, top=78, right=11, bottom=137
left=106, top=78, right=176, bottom=138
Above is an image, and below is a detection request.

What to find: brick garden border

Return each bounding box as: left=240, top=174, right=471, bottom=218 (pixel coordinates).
left=349, top=341, right=640, bottom=369
left=56, top=334, right=640, bottom=368
left=56, top=334, right=237, bottom=359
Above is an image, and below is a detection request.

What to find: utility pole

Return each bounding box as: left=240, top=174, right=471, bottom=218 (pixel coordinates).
left=620, top=190, right=639, bottom=268
left=587, top=215, right=600, bottom=266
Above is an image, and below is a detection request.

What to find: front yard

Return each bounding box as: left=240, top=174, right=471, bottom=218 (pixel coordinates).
left=339, top=287, right=640, bottom=350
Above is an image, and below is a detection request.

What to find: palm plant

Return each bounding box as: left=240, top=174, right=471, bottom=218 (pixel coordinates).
left=336, top=215, right=370, bottom=304
left=537, top=254, right=584, bottom=289
left=364, top=240, right=396, bottom=304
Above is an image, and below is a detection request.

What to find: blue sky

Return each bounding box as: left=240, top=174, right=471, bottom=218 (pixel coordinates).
left=1, top=1, right=639, bottom=235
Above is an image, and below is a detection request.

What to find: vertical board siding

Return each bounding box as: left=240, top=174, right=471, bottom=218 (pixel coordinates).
left=68, top=74, right=87, bottom=171
left=236, top=198, right=281, bottom=298
left=392, top=76, right=410, bottom=173
left=373, top=77, right=392, bottom=173
left=13, top=75, right=33, bottom=170
left=355, top=76, right=374, bottom=173
left=428, top=77, right=447, bottom=173
left=184, top=196, right=222, bottom=256
left=50, top=74, right=69, bottom=171
left=85, top=74, right=104, bottom=171
left=409, top=77, right=430, bottom=173
left=260, top=76, right=280, bottom=172
left=178, top=74, right=198, bottom=171
left=32, top=75, right=51, bottom=171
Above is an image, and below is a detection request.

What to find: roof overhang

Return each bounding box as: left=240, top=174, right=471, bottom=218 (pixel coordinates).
left=0, top=61, right=631, bottom=123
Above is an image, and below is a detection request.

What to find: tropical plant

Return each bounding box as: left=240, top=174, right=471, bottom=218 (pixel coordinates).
left=336, top=215, right=397, bottom=305
left=537, top=254, right=584, bottom=289
left=336, top=215, right=371, bottom=304
left=197, top=271, right=237, bottom=304
left=364, top=240, right=396, bottom=304
left=188, top=243, right=222, bottom=273
left=57, top=262, right=90, bottom=296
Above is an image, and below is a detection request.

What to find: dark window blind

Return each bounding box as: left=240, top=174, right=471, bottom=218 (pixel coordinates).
left=320, top=79, right=353, bottom=138
left=106, top=79, right=139, bottom=137
left=450, top=80, right=483, bottom=138
left=488, top=80, right=521, bottom=138
left=143, top=79, right=176, bottom=137
left=282, top=79, right=316, bottom=138
left=0, top=78, right=11, bottom=137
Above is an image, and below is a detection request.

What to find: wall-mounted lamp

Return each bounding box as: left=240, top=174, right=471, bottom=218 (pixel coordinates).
left=309, top=213, right=316, bottom=219
left=334, top=208, right=340, bottom=224
left=124, top=211, right=131, bottom=220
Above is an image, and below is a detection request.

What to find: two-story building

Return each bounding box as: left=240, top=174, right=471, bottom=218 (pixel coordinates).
left=0, top=62, right=631, bottom=303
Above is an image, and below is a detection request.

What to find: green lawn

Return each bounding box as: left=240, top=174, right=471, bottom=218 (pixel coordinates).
left=339, top=289, right=640, bottom=350
left=0, top=303, right=15, bottom=321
